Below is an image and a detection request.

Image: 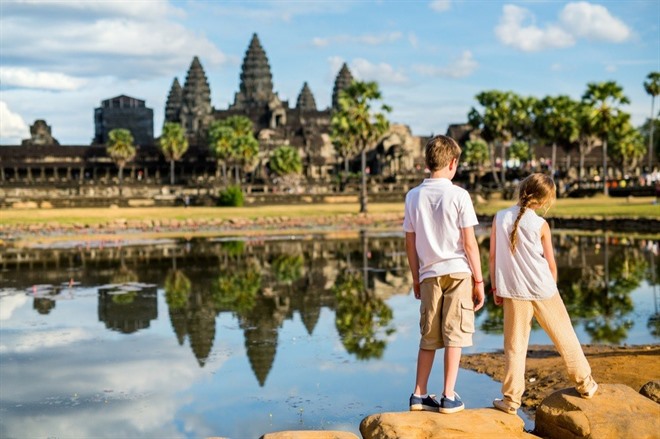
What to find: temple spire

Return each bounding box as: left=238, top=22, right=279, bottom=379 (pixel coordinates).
left=332, top=63, right=354, bottom=110
left=231, top=33, right=275, bottom=110
left=164, top=77, right=182, bottom=124
left=181, top=56, right=212, bottom=135
left=296, top=82, right=317, bottom=111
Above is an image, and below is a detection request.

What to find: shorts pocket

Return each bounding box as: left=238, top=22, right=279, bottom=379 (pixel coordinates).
left=460, top=301, right=475, bottom=333
left=449, top=272, right=471, bottom=280
left=419, top=303, right=430, bottom=336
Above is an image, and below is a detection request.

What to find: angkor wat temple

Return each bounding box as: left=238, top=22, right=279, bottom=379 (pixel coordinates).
left=0, top=33, right=422, bottom=189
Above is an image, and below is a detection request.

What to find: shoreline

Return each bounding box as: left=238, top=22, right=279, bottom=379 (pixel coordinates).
left=461, top=344, right=660, bottom=418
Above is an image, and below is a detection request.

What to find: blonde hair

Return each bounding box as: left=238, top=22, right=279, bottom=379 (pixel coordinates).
left=425, top=135, right=461, bottom=172
left=509, top=173, right=556, bottom=253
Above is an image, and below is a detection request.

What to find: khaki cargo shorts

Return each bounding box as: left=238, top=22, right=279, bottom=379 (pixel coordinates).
left=419, top=272, right=475, bottom=350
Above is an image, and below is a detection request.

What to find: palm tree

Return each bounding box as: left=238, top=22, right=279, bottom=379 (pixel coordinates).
left=468, top=90, right=515, bottom=189
left=463, top=139, right=489, bottom=187
left=582, top=81, right=630, bottom=196
left=159, top=122, right=189, bottom=185
left=331, top=81, right=391, bottom=213
left=269, top=145, right=302, bottom=188
left=609, top=118, right=646, bottom=176
left=106, top=128, right=136, bottom=195
left=644, top=72, right=660, bottom=168
left=534, top=95, right=580, bottom=175
left=208, top=116, right=259, bottom=186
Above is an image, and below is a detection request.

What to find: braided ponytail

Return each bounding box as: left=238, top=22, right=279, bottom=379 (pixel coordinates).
left=508, top=174, right=556, bottom=254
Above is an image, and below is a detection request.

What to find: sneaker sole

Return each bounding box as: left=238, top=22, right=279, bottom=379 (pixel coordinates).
left=580, top=383, right=598, bottom=399
left=438, top=405, right=464, bottom=414
left=493, top=403, right=517, bottom=415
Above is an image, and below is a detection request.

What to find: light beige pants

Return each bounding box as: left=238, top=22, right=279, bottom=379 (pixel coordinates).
left=501, top=293, right=596, bottom=409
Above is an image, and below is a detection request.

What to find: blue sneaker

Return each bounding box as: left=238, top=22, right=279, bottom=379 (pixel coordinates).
left=409, top=393, right=440, bottom=412
left=439, top=392, right=464, bottom=414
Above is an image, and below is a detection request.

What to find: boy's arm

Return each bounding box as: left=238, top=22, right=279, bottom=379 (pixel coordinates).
left=540, top=222, right=558, bottom=282
left=405, top=232, right=421, bottom=299
left=461, top=226, right=485, bottom=311
left=489, top=221, right=502, bottom=306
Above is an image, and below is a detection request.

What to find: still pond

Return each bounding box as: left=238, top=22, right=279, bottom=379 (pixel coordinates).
left=0, top=229, right=658, bottom=438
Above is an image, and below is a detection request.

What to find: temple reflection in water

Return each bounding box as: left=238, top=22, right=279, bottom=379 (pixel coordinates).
left=0, top=232, right=657, bottom=385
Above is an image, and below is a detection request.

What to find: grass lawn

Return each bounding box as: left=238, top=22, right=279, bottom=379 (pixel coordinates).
left=0, top=195, right=657, bottom=227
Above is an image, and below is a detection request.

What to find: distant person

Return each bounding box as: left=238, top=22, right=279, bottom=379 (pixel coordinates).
left=404, top=135, right=485, bottom=414
left=489, top=173, right=598, bottom=415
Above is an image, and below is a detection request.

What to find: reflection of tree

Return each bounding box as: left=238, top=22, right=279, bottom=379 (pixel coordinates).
left=333, top=271, right=394, bottom=360
left=165, top=269, right=192, bottom=345
left=211, top=264, right=261, bottom=316
left=271, top=254, right=303, bottom=284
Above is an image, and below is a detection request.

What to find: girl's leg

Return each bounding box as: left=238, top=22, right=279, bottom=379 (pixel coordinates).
left=502, top=298, right=534, bottom=408
left=533, top=294, right=596, bottom=394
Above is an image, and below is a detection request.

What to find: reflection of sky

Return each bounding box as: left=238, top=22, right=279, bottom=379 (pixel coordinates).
left=1, top=272, right=655, bottom=437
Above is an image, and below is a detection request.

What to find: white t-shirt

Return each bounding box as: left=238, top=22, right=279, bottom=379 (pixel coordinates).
left=403, top=178, right=478, bottom=282
left=494, top=206, right=558, bottom=300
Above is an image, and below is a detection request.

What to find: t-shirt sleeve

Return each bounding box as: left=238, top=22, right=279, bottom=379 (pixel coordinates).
left=458, top=191, right=479, bottom=228
left=403, top=192, right=414, bottom=232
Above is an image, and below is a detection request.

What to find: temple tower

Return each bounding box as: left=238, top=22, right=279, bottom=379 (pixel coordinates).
left=164, top=78, right=183, bottom=124
left=296, top=82, right=317, bottom=111
left=231, top=33, right=276, bottom=110
left=180, top=56, right=212, bottom=136
left=332, top=63, right=354, bottom=110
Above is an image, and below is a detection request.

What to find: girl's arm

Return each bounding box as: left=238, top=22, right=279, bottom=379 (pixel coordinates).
left=489, top=220, right=502, bottom=306
left=405, top=232, right=421, bottom=299
left=540, top=222, right=558, bottom=282
left=461, top=226, right=485, bottom=311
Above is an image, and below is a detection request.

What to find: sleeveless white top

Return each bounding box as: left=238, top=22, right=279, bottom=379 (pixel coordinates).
left=494, top=206, right=558, bottom=300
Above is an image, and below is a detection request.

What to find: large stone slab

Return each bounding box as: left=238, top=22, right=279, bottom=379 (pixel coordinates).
left=360, top=409, right=539, bottom=439
left=535, top=384, right=660, bottom=439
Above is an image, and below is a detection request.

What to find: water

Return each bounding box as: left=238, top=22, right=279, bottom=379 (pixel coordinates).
left=0, top=230, right=658, bottom=438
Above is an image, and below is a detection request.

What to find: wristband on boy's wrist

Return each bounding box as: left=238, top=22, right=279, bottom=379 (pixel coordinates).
left=490, top=287, right=497, bottom=293
left=474, top=279, right=484, bottom=284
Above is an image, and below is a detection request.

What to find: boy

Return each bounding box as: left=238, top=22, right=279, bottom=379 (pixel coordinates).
left=404, top=135, right=485, bottom=414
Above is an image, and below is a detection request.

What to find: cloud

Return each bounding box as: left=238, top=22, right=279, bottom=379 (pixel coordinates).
left=408, top=32, right=419, bottom=49
left=413, top=51, right=478, bottom=78
left=495, top=2, right=630, bottom=52
left=0, top=101, right=29, bottom=144
left=0, top=67, right=87, bottom=91
left=429, top=0, right=451, bottom=12
left=351, top=58, right=408, bottom=84
left=495, top=4, right=575, bottom=52
left=0, top=292, right=28, bottom=321
left=312, top=32, right=403, bottom=47
left=0, top=1, right=226, bottom=82
left=559, top=2, right=631, bottom=42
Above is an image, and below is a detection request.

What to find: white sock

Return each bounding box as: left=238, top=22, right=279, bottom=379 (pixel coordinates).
left=444, top=394, right=454, bottom=401
left=413, top=393, right=428, bottom=398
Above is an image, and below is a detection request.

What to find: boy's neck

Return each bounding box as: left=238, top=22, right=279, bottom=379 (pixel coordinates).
left=428, top=169, right=453, bottom=180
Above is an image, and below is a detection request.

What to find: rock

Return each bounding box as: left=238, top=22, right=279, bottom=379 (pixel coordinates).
left=359, top=409, right=538, bottom=439
left=639, top=380, right=660, bottom=403
left=259, top=431, right=359, bottom=439
left=535, top=384, right=660, bottom=439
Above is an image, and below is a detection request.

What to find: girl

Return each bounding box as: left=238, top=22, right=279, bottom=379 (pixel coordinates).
left=489, top=173, right=598, bottom=415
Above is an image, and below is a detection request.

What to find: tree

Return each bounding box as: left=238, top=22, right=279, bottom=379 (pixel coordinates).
left=106, top=128, right=136, bottom=194
left=269, top=145, right=302, bottom=189
left=331, top=81, right=391, bottom=213
left=609, top=119, right=646, bottom=176
left=582, top=81, right=630, bottom=196
left=208, top=116, right=259, bottom=186
left=534, top=95, right=580, bottom=175
left=463, top=139, right=489, bottom=169
left=468, top=90, right=515, bottom=189
left=508, top=140, right=533, bottom=164
left=643, top=72, right=660, bottom=168
left=159, top=122, right=189, bottom=185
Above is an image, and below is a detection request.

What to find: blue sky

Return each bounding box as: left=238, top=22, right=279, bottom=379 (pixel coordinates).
left=0, top=0, right=658, bottom=145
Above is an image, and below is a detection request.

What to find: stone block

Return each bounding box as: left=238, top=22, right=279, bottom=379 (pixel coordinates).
left=360, top=409, right=538, bottom=439
left=535, top=384, right=660, bottom=439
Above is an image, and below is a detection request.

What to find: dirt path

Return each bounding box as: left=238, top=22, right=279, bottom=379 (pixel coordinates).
left=461, top=344, right=660, bottom=415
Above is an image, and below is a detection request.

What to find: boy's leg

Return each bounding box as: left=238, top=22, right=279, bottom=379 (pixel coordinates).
left=443, top=346, right=461, bottom=398
left=533, top=294, right=596, bottom=395
left=414, top=348, right=436, bottom=395
left=501, top=298, right=534, bottom=409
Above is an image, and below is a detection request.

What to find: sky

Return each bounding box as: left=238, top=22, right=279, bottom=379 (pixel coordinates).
left=0, top=0, right=658, bottom=145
